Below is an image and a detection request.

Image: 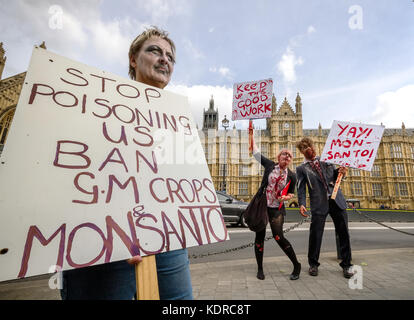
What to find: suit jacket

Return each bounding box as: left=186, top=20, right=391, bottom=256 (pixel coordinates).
left=253, top=152, right=296, bottom=204
left=296, top=158, right=347, bottom=216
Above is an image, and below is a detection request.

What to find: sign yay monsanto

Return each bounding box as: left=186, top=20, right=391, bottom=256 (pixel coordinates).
left=0, top=47, right=228, bottom=282
left=321, top=120, right=385, bottom=171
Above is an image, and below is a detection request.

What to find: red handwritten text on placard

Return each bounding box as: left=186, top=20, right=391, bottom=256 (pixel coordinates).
left=24, top=67, right=198, bottom=208
left=232, top=79, right=273, bottom=121
left=18, top=202, right=227, bottom=277
left=321, top=120, right=384, bottom=171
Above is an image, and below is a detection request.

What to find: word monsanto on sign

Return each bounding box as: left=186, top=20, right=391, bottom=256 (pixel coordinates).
left=232, top=79, right=273, bottom=121
left=0, top=47, right=229, bottom=282
left=321, top=120, right=385, bottom=171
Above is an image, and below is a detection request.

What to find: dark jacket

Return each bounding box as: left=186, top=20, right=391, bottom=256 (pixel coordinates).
left=253, top=152, right=296, bottom=207
left=296, top=159, right=347, bottom=216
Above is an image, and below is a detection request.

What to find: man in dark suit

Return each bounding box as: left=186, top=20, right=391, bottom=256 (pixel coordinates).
left=296, top=137, right=354, bottom=278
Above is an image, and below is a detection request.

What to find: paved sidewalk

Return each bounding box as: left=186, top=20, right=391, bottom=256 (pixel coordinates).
left=0, top=247, right=413, bottom=300
left=190, top=247, right=414, bottom=300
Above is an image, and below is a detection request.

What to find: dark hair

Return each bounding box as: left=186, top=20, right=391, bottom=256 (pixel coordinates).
left=296, top=137, right=314, bottom=151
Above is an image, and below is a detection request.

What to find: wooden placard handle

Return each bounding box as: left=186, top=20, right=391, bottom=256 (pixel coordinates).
left=331, top=172, right=343, bottom=200
left=135, top=255, right=160, bottom=300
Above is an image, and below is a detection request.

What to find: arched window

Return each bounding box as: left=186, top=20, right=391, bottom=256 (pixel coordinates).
left=0, top=108, right=15, bottom=151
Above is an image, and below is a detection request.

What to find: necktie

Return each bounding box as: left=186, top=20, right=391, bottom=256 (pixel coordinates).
left=310, top=159, right=329, bottom=192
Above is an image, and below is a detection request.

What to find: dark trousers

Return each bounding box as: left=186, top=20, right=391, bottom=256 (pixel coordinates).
left=308, top=199, right=352, bottom=268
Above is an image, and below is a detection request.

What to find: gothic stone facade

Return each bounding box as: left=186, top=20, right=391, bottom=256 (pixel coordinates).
left=0, top=43, right=26, bottom=155
left=199, top=95, right=414, bottom=210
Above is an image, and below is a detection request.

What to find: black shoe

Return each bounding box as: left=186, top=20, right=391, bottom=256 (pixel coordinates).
left=257, top=269, right=265, bottom=280
left=343, top=266, right=354, bottom=279
left=309, top=266, right=318, bottom=276
left=290, top=263, right=301, bottom=280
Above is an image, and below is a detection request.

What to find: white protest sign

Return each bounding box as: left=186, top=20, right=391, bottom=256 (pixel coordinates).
left=321, top=120, right=385, bottom=171
left=232, top=79, right=273, bottom=120
left=0, top=47, right=228, bottom=282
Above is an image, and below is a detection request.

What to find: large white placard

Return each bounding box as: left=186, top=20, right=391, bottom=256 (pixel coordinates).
left=321, top=120, right=385, bottom=171
left=232, top=79, right=273, bottom=121
left=0, top=47, right=228, bottom=282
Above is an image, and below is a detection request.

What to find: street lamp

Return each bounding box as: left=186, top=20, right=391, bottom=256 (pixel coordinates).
left=221, top=115, right=229, bottom=193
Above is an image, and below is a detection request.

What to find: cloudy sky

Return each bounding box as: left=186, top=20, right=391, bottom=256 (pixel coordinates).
left=1, top=0, right=413, bottom=130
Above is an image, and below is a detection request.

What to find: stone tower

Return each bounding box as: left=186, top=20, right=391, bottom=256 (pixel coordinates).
left=295, top=92, right=302, bottom=115
left=202, top=95, right=219, bottom=130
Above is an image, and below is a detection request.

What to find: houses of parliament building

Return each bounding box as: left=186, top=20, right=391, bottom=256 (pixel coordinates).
left=1, top=42, right=413, bottom=210
left=200, top=93, right=414, bottom=210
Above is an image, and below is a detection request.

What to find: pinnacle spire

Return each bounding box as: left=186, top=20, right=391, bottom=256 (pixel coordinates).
left=295, top=92, right=302, bottom=115
left=209, top=95, right=214, bottom=110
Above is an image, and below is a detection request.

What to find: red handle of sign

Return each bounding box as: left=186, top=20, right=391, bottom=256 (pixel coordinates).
left=331, top=172, right=343, bottom=200
left=248, top=120, right=253, bottom=154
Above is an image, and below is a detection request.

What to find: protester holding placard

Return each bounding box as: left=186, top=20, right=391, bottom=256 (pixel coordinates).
left=60, top=26, right=193, bottom=300
left=249, top=131, right=303, bottom=281
left=295, top=137, right=354, bottom=279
